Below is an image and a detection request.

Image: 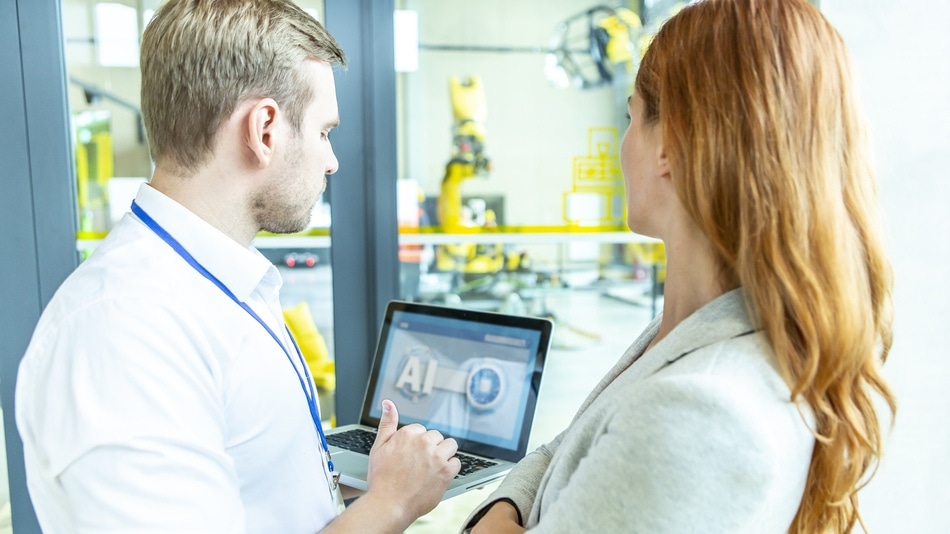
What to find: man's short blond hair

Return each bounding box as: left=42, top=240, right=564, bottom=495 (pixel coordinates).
left=141, top=0, right=346, bottom=172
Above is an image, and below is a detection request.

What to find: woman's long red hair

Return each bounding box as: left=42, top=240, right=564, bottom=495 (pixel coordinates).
left=636, top=1, right=896, bottom=531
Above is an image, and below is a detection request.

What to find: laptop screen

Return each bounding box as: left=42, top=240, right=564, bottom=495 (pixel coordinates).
left=362, top=301, right=552, bottom=462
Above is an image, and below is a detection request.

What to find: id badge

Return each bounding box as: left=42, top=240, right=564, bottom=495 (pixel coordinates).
left=331, top=472, right=345, bottom=516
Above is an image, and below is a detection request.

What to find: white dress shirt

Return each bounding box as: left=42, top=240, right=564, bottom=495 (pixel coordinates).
left=16, top=183, right=336, bottom=533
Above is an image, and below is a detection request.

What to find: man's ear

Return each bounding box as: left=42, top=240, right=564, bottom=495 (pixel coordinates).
left=246, top=98, right=280, bottom=169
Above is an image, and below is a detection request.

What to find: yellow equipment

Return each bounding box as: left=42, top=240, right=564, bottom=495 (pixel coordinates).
left=437, top=75, right=491, bottom=231
left=545, top=6, right=642, bottom=90
left=435, top=76, right=523, bottom=276
left=283, top=302, right=336, bottom=425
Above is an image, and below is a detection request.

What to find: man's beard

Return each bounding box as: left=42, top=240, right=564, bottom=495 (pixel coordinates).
left=253, top=195, right=312, bottom=234
left=250, top=141, right=314, bottom=234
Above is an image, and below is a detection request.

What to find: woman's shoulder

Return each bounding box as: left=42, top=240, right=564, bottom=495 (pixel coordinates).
left=615, top=331, right=815, bottom=452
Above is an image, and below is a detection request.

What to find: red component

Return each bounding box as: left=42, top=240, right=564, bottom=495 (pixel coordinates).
left=285, top=256, right=296, bottom=268
left=305, top=256, right=316, bottom=267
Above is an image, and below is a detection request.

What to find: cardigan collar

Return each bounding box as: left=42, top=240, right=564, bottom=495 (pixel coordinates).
left=572, top=288, right=757, bottom=421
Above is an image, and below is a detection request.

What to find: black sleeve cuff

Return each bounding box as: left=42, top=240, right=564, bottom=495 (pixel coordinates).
left=463, top=497, right=523, bottom=532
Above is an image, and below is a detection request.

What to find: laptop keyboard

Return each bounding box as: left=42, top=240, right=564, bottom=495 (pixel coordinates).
left=327, top=428, right=377, bottom=454
left=455, top=455, right=498, bottom=478
left=326, top=428, right=499, bottom=478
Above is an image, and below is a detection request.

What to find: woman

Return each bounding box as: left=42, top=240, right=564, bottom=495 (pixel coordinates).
left=464, top=0, right=894, bottom=532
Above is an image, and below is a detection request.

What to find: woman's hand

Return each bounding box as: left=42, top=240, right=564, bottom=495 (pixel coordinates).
left=472, top=500, right=525, bottom=534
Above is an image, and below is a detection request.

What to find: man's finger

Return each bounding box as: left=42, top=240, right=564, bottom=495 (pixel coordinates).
left=374, top=399, right=399, bottom=445
left=437, top=437, right=460, bottom=459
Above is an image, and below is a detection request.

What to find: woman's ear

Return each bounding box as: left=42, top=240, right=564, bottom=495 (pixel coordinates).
left=656, top=141, right=671, bottom=181
left=246, top=98, right=280, bottom=168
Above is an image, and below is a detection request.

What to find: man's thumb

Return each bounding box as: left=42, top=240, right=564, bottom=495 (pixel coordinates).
left=375, top=399, right=399, bottom=443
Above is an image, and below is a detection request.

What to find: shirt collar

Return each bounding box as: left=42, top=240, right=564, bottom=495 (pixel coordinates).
left=132, top=183, right=277, bottom=302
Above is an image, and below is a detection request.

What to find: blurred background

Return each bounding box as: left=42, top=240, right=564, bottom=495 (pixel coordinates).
left=2, top=0, right=948, bottom=532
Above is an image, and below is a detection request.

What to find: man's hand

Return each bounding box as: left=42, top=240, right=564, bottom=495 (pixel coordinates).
left=366, top=399, right=461, bottom=524
left=322, top=400, right=460, bottom=533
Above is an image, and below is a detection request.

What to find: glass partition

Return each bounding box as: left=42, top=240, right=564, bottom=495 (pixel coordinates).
left=394, top=0, right=677, bottom=342
left=394, top=4, right=678, bottom=530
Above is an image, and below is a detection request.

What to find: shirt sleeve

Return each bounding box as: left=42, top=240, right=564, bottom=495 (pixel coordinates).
left=27, top=296, right=246, bottom=533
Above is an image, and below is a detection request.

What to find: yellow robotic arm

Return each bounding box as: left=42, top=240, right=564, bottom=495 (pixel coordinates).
left=434, top=75, right=517, bottom=275
left=449, top=75, right=487, bottom=146
left=437, top=75, right=491, bottom=232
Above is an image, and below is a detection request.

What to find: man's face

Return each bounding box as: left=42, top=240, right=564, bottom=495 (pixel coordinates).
left=252, top=60, right=340, bottom=234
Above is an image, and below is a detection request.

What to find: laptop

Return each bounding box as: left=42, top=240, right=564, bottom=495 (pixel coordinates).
left=325, top=300, right=553, bottom=500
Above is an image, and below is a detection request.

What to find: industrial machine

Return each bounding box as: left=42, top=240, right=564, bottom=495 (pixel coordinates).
left=434, top=75, right=525, bottom=277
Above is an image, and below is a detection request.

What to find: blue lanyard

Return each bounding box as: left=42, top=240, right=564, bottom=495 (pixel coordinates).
left=130, top=200, right=334, bottom=474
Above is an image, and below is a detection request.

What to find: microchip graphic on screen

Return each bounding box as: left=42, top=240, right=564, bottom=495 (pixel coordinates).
left=466, top=361, right=506, bottom=411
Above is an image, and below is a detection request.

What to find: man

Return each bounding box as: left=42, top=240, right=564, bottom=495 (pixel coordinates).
left=15, top=1, right=460, bottom=532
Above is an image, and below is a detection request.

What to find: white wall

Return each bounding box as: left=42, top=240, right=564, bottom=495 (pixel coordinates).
left=397, top=0, right=624, bottom=226
left=822, top=1, right=950, bottom=532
